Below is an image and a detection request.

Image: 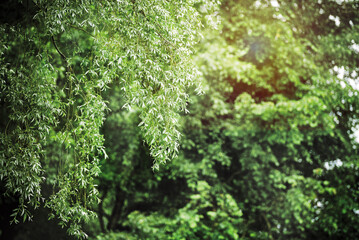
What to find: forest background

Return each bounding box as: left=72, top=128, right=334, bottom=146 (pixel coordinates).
left=0, top=0, right=358, bottom=239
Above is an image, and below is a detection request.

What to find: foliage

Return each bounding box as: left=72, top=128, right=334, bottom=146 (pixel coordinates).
left=0, top=0, right=218, bottom=238
left=88, top=0, right=359, bottom=239
left=189, top=1, right=359, bottom=238
left=1, top=0, right=359, bottom=239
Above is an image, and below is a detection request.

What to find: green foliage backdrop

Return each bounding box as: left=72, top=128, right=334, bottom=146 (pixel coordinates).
left=1, top=0, right=359, bottom=239
left=89, top=1, right=359, bottom=239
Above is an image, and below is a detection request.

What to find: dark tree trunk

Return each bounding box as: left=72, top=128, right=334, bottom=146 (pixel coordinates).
left=97, top=187, right=108, bottom=233
left=107, top=187, right=125, bottom=231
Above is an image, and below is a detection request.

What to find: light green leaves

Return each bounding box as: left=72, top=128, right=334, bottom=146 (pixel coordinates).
left=1, top=0, right=218, bottom=238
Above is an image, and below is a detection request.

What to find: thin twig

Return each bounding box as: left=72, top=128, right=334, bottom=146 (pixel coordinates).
left=4, top=119, right=11, bottom=137
left=69, top=24, right=95, bottom=38
left=51, top=36, right=67, bottom=60
left=262, top=212, right=273, bottom=240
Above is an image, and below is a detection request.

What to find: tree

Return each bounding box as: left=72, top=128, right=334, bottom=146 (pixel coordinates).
left=189, top=0, right=359, bottom=238
left=0, top=0, right=218, bottom=238
left=90, top=0, right=359, bottom=239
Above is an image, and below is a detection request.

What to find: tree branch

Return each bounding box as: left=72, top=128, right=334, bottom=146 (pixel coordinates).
left=69, top=24, right=95, bottom=38
left=51, top=36, right=67, bottom=60
left=262, top=212, right=273, bottom=240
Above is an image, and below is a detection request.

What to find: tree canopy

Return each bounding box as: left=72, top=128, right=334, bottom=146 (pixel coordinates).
left=1, top=0, right=359, bottom=239
left=87, top=0, right=359, bottom=239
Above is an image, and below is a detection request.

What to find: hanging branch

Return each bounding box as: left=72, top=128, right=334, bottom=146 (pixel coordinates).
left=51, top=36, right=67, bottom=61
left=132, top=0, right=176, bottom=49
